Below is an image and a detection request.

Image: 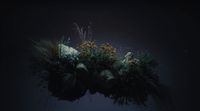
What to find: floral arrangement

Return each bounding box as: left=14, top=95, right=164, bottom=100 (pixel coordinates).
left=32, top=25, right=168, bottom=105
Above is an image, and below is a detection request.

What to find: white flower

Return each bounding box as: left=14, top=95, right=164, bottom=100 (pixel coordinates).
left=58, top=44, right=80, bottom=58
left=122, top=52, right=139, bottom=64
left=122, top=52, right=133, bottom=64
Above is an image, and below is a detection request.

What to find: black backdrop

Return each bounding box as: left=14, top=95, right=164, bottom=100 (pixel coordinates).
left=0, top=1, right=198, bottom=111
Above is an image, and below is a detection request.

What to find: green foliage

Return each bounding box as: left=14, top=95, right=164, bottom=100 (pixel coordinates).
left=32, top=39, right=164, bottom=105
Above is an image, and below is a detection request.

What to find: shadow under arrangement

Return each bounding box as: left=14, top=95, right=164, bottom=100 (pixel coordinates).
left=31, top=24, right=170, bottom=106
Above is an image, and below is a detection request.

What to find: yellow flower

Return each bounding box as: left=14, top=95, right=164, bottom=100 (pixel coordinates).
left=78, top=41, right=97, bottom=50
left=77, top=41, right=97, bottom=58
left=100, top=43, right=117, bottom=59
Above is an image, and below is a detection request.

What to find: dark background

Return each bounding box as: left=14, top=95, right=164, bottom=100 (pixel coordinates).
left=0, top=0, right=198, bottom=111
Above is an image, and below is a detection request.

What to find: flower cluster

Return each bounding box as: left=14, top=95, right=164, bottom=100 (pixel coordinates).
left=78, top=41, right=97, bottom=57
left=79, top=41, right=97, bottom=49
left=100, top=43, right=117, bottom=60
